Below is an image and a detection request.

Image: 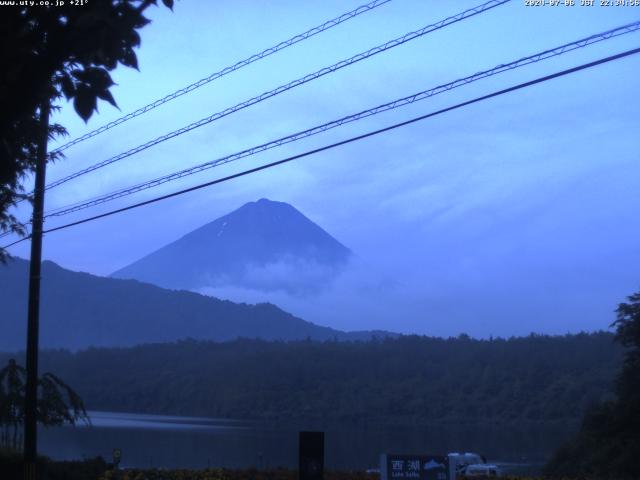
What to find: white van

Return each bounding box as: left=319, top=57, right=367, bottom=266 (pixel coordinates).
left=463, top=463, right=501, bottom=477
left=448, top=452, right=500, bottom=479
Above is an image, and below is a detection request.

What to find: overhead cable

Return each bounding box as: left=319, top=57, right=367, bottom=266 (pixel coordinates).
left=50, top=0, right=393, bottom=154
left=44, top=20, right=640, bottom=218
left=41, top=0, right=511, bottom=192
left=3, top=45, right=637, bottom=250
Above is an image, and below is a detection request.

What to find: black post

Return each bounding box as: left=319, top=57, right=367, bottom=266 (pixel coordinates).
left=23, top=100, right=50, bottom=480
left=299, top=431, right=324, bottom=480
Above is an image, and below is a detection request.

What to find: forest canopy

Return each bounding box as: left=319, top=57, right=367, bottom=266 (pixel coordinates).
left=1, top=332, right=621, bottom=427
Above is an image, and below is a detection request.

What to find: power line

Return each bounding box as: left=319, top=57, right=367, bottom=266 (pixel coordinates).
left=0, top=221, right=31, bottom=239
left=41, top=0, right=510, bottom=192
left=43, top=20, right=640, bottom=219
left=2, top=235, right=29, bottom=249
left=50, top=0, right=393, bottom=154
left=4, top=45, right=638, bottom=250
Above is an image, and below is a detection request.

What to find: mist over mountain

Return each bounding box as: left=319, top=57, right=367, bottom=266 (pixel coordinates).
left=0, top=257, right=391, bottom=351
left=110, top=198, right=406, bottom=333
left=112, top=198, right=353, bottom=295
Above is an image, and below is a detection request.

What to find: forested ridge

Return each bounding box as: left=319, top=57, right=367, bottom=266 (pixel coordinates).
left=1, top=332, right=620, bottom=427
left=0, top=258, right=388, bottom=351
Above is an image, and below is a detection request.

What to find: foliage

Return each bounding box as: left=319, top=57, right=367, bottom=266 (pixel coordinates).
left=97, top=467, right=380, bottom=480
left=0, top=450, right=589, bottom=480
left=0, top=0, right=173, bottom=260
left=46, top=456, right=110, bottom=480
left=545, top=291, right=640, bottom=479
left=0, top=450, right=108, bottom=480
left=612, top=292, right=640, bottom=405
left=0, top=358, right=89, bottom=450
left=0, top=360, right=25, bottom=450
left=2, top=332, right=621, bottom=427
left=93, top=468, right=566, bottom=480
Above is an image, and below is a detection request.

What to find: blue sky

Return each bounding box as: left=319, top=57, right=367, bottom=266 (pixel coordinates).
left=5, top=0, right=640, bottom=336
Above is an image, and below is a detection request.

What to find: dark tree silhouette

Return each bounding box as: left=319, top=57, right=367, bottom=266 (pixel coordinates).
left=0, top=360, right=25, bottom=450
left=0, top=0, right=174, bottom=260
left=0, top=359, right=89, bottom=451
left=3, top=332, right=618, bottom=427
left=546, top=290, right=640, bottom=479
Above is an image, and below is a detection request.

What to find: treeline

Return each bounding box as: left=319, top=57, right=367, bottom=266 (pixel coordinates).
left=0, top=332, right=621, bottom=426
left=544, top=292, right=640, bottom=479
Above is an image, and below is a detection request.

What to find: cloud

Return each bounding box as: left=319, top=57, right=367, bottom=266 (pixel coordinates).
left=199, top=256, right=346, bottom=296
left=197, top=257, right=415, bottom=333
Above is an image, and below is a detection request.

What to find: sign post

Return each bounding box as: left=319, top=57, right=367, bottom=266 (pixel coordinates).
left=112, top=448, right=122, bottom=470
left=299, top=431, right=324, bottom=480
left=380, top=454, right=450, bottom=480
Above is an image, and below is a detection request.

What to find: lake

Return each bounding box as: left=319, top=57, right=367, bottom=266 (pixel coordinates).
left=38, top=411, right=574, bottom=474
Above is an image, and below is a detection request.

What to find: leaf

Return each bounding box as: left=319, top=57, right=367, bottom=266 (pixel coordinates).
left=162, top=0, right=174, bottom=10
left=121, top=47, right=138, bottom=70
left=84, top=66, right=114, bottom=90
left=97, top=88, right=119, bottom=109
left=127, top=30, right=141, bottom=48
left=58, top=74, right=76, bottom=99
left=133, top=15, right=152, bottom=29
left=73, top=88, right=97, bottom=122
left=71, top=69, right=87, bottom=81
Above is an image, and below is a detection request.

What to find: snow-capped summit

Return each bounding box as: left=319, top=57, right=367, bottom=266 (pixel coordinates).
left=111, top=199, right=353, bottom=294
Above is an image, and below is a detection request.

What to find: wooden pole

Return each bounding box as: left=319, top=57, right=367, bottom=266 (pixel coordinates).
left=23, top=99, right=50, bottom=480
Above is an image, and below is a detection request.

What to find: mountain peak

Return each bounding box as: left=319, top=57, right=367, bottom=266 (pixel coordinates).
left=232, top=198, right=296, bottom=217
left=241, top=198, right=281, bottom=208
left=112, top=199, right=353, bottom=294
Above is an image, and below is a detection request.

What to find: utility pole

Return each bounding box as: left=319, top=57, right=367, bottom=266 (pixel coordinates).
left=23, top=99, right=50, bottom=480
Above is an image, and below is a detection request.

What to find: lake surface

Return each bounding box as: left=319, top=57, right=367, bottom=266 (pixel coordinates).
left=38, top=411, right=574, bottom=473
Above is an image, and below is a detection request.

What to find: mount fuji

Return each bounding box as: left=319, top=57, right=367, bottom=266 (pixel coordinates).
left=111, top=198, right=354, bottom=295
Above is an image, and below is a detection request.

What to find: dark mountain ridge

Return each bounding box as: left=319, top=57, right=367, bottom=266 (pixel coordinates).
left=0, top=257, right=391, bottom=351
